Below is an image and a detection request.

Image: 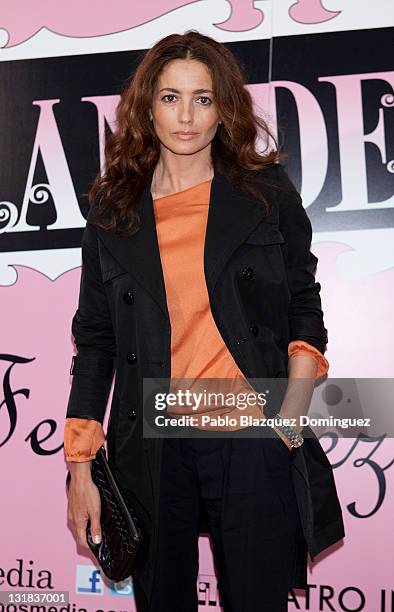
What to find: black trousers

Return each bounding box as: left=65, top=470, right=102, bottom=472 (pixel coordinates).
left=133, top=429, right=303, bottom=611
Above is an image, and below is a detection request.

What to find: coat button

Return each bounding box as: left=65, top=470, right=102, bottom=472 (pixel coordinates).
left=128, top=408, right=137, bottom=421
left=242, top=266, right=254, bottom=280
left=250, top=325, right=259, bottom=337
left=236, top=337, right=248, bottom=345
left=123, top=291, right=134, bottom=304
left=127, top=352, right=137, bottom=364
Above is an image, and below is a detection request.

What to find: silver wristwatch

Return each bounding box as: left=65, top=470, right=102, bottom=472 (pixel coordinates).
left=272, top=413, right=304, bottom=448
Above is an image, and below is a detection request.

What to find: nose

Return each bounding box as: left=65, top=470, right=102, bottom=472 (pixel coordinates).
left=178, top=101, right=193, bottom=125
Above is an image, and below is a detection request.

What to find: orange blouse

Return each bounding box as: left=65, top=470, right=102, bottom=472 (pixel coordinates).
left=64, top=179, right=328, bottom=461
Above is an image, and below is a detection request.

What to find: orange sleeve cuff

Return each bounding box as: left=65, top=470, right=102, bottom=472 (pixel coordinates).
left=288, top=340, right=329, bottom=379
left=64, top=417, right=105, bottom=462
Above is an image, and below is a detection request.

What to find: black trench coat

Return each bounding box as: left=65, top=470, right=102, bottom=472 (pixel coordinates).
left=66, top=162, right=345, bottom=601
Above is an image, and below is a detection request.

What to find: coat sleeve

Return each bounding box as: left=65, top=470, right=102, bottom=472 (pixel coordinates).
left=276, top=163, right=329, bottom=356
left=65, top=218, right=116, bottom=423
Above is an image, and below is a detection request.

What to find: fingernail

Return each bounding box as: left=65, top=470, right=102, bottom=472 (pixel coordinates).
left=93, top=535, right=101, bottom=544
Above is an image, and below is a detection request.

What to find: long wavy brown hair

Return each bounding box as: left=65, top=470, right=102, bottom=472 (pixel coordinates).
left=88, top=30, right=287, bottom=236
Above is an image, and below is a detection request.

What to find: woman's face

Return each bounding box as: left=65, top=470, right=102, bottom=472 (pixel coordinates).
left=150, top=58, right=220, bottom=156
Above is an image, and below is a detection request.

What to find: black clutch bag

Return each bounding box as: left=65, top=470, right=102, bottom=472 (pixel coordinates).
left=66, top=444, right=144, bottom=582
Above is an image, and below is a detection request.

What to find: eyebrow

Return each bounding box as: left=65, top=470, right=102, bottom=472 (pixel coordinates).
left=158, top=87, right=214, bottom=94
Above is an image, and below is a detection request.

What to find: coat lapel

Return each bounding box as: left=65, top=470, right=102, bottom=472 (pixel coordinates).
left=204, top=170, right=273, bottom=293
left=96, top=168, right=168, bottom=318
left=96, top=166, right=271, bottom=319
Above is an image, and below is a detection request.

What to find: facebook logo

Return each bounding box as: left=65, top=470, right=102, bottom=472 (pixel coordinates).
left=76, top=565, right=104, bottom=595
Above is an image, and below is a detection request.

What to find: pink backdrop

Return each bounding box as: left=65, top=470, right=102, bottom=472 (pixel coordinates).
left=1, top=2, right=393, bottom=610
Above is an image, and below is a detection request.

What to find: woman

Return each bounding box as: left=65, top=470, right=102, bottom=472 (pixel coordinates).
left=65, top=31, right=345, bottom=611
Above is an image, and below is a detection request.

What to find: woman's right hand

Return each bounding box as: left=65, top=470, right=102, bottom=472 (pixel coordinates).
left=67, top=461, right=102, bottom=549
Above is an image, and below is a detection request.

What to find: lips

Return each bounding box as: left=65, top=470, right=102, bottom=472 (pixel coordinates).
left=173, top=132, right=199, bottom=140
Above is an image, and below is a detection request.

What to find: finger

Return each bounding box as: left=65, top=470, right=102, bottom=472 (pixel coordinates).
left=89, top=511, right=102, bottom=544
left=75, top=517, right=89, bottom=548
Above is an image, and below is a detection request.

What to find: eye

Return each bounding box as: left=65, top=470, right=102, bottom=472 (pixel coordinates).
left=197, top=96, right=212, bottom=105
left=160, top=94, right=213, bottom=105
left=161, top=94, right=177, bottom=103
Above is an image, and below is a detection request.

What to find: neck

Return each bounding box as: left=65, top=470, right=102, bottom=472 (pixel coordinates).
left=151, top=150, right=214, bottom=197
